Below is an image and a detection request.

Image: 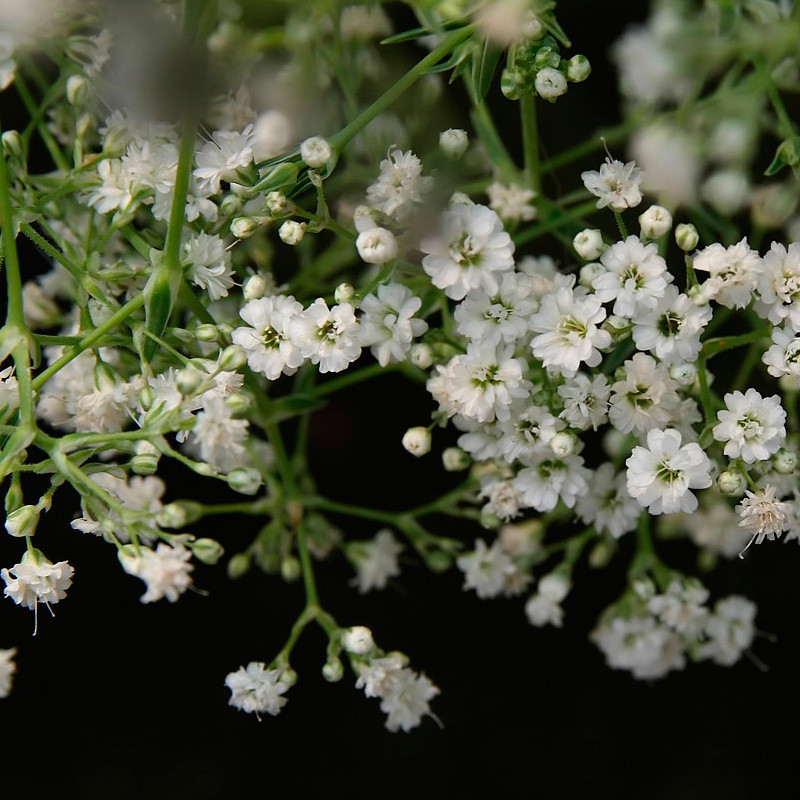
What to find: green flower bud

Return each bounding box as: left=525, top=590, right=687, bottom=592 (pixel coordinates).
left=194, top=323, right=219, bottom=342
left=322, top=658, right=344, bottom=683
left=566, top=54, right=591, bottom=82
left=191, top=538, right=225, bottom=565
left=227, top=551, right=252, bottom=579
left=227, top=467, right=263, bottom=496
left=5, top=505, right=39, bottom=538
left=281, top=555, right=301, bottom=582
left=218, top=344, right=247, bottom=371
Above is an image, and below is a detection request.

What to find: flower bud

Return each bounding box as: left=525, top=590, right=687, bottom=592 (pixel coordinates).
left=669, top=362, right=697, bottom=387
left=425, top=549, right=452, bottom=572
left=225, top=392, right=252, bottom=417
left=194, top=323, right=219, bottom=342
left=231, top=216, right=261, bottom=239
left=281, top=555, right=301, bottom=582
left=191, top=538, right=225, bottom=565
left=638, top=204, right=673, bottom=239
left=356, top=226, right=398, bottom=264
left=279, top=220, right=307, bottom=245
left=1, top=130, right=22, bottom=159
left=442, top=446, right=470, bottom=472
left=717, top=469, right=746, bottom=496
left=243, top=274, right=269, bottom=301
left=588, top=537, right=616, bottom=568
left=579, top=261, right=604, bottom=288
left=219, top=194, right=242, bottom=216
left=342, top=625, right=375, bottom=655
left=534, top=67, right=567, bottom=102
left=566, top=54, right=591, bottom=82
left=439, top=128, right=469, bottom=159
left=130, top=450, right=159, bottom=476
left=5, top=505, right=39, bottom=538
left=334, top=282, right=355, bottom=304
left=265, top=191, right=291, bottom=216
left=402, top=426, right=432, bottom=457
left=480, top=513, right=501, bottom=530
left=300, top=136, right=332, bottom=169
left=774, top=448, right=797, bottom=474
left=550, top=430, right=578, bottom=458
left=322, top=658, right=344, bottom=683
left=573, top=228, right=604, bottom=260
left=675, top=223, right=699, bottom=252
left=409, top=343, right=434, bottom=369
left=281, top=667, right=298, bottom=687
left=227, top=467, right=263, bottom=496
left=218, top=344, right=247, bottom=371
left=227, top=552, right=252, bottom=579
left=157, top=501, right=200, bottom=529
left=66, top=74, right=90, bottom=106
left=176, top=365, right=205, bottom=396
left=701, top=169, right=750, bottom=216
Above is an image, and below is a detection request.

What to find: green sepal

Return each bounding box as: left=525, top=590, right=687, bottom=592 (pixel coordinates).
left=764, top=136, right=800, bottom=176
left=142, top=261, right=183, bottom=362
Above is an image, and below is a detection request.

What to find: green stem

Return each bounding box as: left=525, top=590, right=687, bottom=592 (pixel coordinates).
left=520, top=93, right=541, bottom=194
left=13, top=72, right=70, bottom=172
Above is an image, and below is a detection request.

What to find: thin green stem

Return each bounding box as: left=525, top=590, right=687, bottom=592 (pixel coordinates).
left=520, top=93, right=541, bottom=194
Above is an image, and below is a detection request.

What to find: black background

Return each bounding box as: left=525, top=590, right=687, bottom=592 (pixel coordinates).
left=3, top=2, right=800, bottom=799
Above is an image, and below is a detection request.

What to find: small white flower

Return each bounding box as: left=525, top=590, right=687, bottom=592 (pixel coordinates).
left=289, top=299, right=362, bottom=374
left=737, top=486, right=788, bottom=546
left=225, top=662, right=290, bottom=716
left=763, top=325, right=800, bottom=384
left=573, top=228, right=604, bottom=261
left=638, top=204, right=672, bottom=238
left=456, top=539, right=514, bottom=598
left=647, top=580, right=709, bottom=635
left=2, top=549, right=74, bottom=611
left=557, top=372, right=611, bottom=431
left=356, top=226, right=398, bottom=264
left=420, top=204, right=514, bottom=301
left=366, top=148, right=433, bottom=222
left=379, top=667, right=440, bottom=733
left=712, top=388, right=786, bottom=464
left=576, top=463, right=640, bottom=539
left=402, top=426, right=432, bottom=457
left=486, top=182, right=537, bottom=223
left=609, top=353, right=680, bottom=435
left=535, top=66, right=568, bottom=101
left=359, top=283, right=427, bottom=367
left=439, top=128, right=468, bottom=159
left=626, top=428, right=713, bottom=514
left=278, top=220, right=306, bottom=245
left=699, top=596, right=756, bottom=666
left=692, top=238, right=762, bottom=309
left=514, top=453, right=590, bottom=513
left=183, top=231, right=234, bottom=301
left=525, top=573, right=571, bottom=627
left=755, top=241, right=800, bottom=330
left=341, top=626, right=375, bottom=655
left=194, top=125, right=255, bottom=194
left=581, top=157, right=644, bottom=211
left=348, top=530, right=404, bottom=593
left=119, top=543, right=194, bottom=603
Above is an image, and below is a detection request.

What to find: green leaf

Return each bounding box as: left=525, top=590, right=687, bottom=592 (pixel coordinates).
left=473, top=40, right=504, bottom=99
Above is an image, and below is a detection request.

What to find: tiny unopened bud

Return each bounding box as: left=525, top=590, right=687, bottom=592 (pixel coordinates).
left=225, top=392, right=251, bottom=416
left=579, top=261, right=605, bottom=287
left=588, top=537, right=615, bottom=568
left=573, top=228, right=604, bottom=260
left=191, top=538, right=225, bottom=565
left=639, top=204, right=673, bottom=239
left=550, top=430, right=577, bottom=457
left=231, top=216, right=260, bottom=239
left=219, top=194, right=242, bottom=216
left=300, top=136, right=333, bottom=169
left=194, top=323, right=219, bottom=342
left=534, top=67, right=567, bottom=102
left=5, top=505, right=39, bottom=538
left=176, top=365, right=205, bottom=396
left=480, top=513, right=501, bottom=530
left=402, top=426, right=432, bottom=457
left=409, top=343, right=434, bottom=369
left=669, top=362, right=697, bottom=387
left=281, top=667, right=298, bottom=687
left=1, top=129, right=22, bottom=158
left=279, top=219, right=306, bottom=245
left=425, top=549, right=452, bottom=572
left=130, top=447, right=159, bottom=476
left=227, top=467, right=263, bottom=496
left=356, top=226, right=398, bottom=264
left=442, top=446, right=470, bottom=472
left=66, top=74, right=90, bottom=105
left=157, top=502, right=191, bottom=529
left=342, top=625, right=375, bottom=655
left=632, top=577, right=656, bottom=600
left=439, top=128, right=469, bottom=159
left=686, top=282, right=708, bottom=306
left=281, top=555, right=301, bottom=582
left=243, top=274, right=269, bottom=301
left=774, top=448, right=797, bottom=474
left=227, top=552, right=252, bottom=579
left=675, top=222, right=699, bottom=252
left=218, top=344, right=247, bottom=371
left=779, top=374, right=800, bottom=393
left=717, top=469, right=746, bottom=496
left=334, top=282, right=355, bottom=304
left=566, top=54, right=591, bottom=82
left=93, top=362, right=118, bottom=393
left=265, top=191, right=291, bottom=215
left=322, top=658, right=344, bottom=682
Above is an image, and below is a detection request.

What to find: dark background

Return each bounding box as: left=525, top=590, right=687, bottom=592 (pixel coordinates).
left=3, top=2, right=800, bottom=799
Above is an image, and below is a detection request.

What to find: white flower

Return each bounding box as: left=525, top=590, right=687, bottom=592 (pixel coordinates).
left=289, top=299, right=362, bottom=374
left=347, top=528, right=403, bottom=594
left=514, top=453, right=590, bottom=513
left=573, top=228, right=604, bottom=261
left=401, top=426, right=432, bottom=457
left=700, top=596, right=756, bottom=666
left=609, top=353, right=680, bottom=435
left=439, top=127, right=468, bottom=158
left=525, top=573, right=571, bottom=627
left=763, top=325, right=800, bottom=384
left=737, top=486, right=788, bottom=545
left=692, top=238, right=762, bottom=309
left=120, top=543, right=194, bottom=603
left=496, top=402, right=564, bottom=464
left=683, top=503, right=751, bottom=559
left=232, top=295, right=305, bottom=380
left=576, top=462, right=640, bottom=539
left=479, top=477, right=525, bottom=521
left=420, top=204, right=514, bottom=301
left=712, top=389, right=786, bottom=464
left=379, top=668, right=440, bottom=733
left=225, top=662, right=290, bottom=716
left=631, top=285, right=712, bottom=364
left=591, top=614, right=685, bottom=680
left=2, top=549, right=74, bottom=611
left=341, top=625, right=376, bottom=655
left=456, top=539, right=514, bottom=598
left=755, top=241, right=800, bottom=330
left=356, top=226, right=398, bottom=264
left=593, top=235, right=670, bottom=318
left=183, top=232, right=234, bottom=301
left=626, top=428, right=713, bottom=514
left=557, top=372, right=610, bottom=431
left=529, top=286, right=612, bottom=377
left=190, top=397, right=249, bottom=472
left=486, top=182, right=537, bottom=223
left=194, top=125, right=255, bottom=194
left=647, top=580, right=709, bottom=635
left=359, top=283, right=427, bottom=366
left=0, top=647, right=16, bottom=698
left=0, top=365, right=19, bottom=413
left=535, top=66, right=568, bottom=101
left=581, top=157, right=644, bottom=211
left=366, top=148, right=433, bottom=222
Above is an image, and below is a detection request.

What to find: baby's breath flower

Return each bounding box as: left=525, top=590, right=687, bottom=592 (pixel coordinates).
left=581, top=157, right=644, bottom=211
